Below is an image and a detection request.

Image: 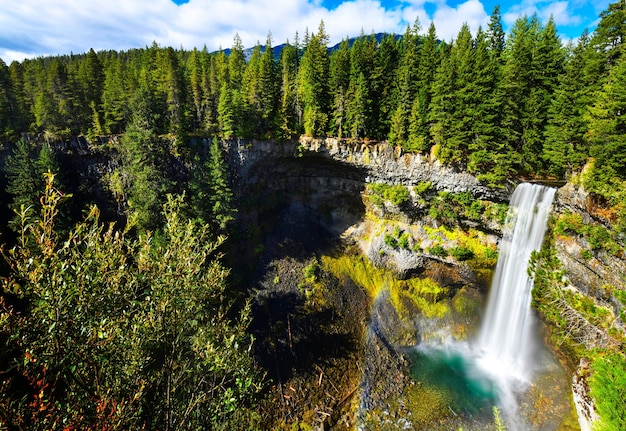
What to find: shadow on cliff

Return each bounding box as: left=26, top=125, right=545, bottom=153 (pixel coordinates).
left=232, top=155, right=368, bottom=276
left=232, top=155, right=369, bottom=384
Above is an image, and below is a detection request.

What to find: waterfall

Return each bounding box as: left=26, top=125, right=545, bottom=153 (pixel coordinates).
left=478, top=183, right=556, bottom=378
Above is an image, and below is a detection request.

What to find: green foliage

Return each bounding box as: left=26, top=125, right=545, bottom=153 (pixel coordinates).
left=448, top=246, right=474, bottom=261
left=581, top=249, right=594, bottom=260
left=303, top=257, right=320, bottom=284
left=554, top=211, right=586, bottom=236
left=427, top=244, right=448, bottom=258
left=414, top=181, right=433, bottom=196
left=398, top=232, right=411, bottom=249
left=589, top=352, right=626, bottom=431
left=554, top=212, right=622, bottom=255
left=426, top=191, right=489, bottom=226
left=367, top=183, right=410, bottom=207
left=384, top=234, right=398, bottom=248
left=4, top=139, right=66, bottom=234
left=493, top=406, right=507, bottom=431
left=188, top=138, right=236, bottom=234
left=0, top=176, right=262, bottom=430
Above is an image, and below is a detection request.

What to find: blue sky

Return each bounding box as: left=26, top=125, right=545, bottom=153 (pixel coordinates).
left=0, top=0, right=612, bottom=63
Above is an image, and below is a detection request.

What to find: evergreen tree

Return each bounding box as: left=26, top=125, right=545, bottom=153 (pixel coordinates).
left=298, top=21, right=331, bottom=136
left=0, top=58, right=19, bottom=139
left=371, top=33, right=399, bottom=139
left=408, top=22, right=438, bottom=152
left=443, top=24, right=474, bottom=163
left=347, top=33, right=376, bottom=139
left=389, top=19, right=421, bottom=147
left=593, top=0, right=626, bottom=69
left=117, top=84, right=173, bottom=231
left=5, top=139, right=63, bottom=233
left=78, top=48, right=105, bottom=138
left=487, top=5, right=505, bottom=60
left=242, top=43, right=262, bottom=136
left=585, top=52, right=626, bottom=198
left=258, top=34, right=279, bottom=137
left=467, top=28, right=511, bottom=185
left=523, top=16, right=564, bottom=169
left=428, top=44, right=456, bottom=161
left=329, top=38, right=351, bottom=138
left=500, top=15, right=540, bottom=171
left=102, top=55, right=129, bottom=135
left=278, top=39, right=301, bottom=138
left=543, top=31, right=592, bottom=178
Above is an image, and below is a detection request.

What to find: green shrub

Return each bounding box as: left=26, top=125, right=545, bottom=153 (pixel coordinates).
left=589, top=353, right=626, bottom=431
left=587, top=225, right=612, bottom=251
left=580, top=249, right=593, bottom=260
left=398, top=232, right=411, bottom=249
left=428, top=244, right=448, bottom=257
left=303, top=257, right=320, bottom=283
left=615, top=289, right=626, bottom=305
left=449, top=246, right=475, bottom=261
left=368, top=183, right=410, bottom=207
left=0, top=176, right=262, bottom=430
left=414, top=181, right=432, bottom=196
left=385, top=234, right=398, bottom=248
left=554, top=212, right=586, bottom=237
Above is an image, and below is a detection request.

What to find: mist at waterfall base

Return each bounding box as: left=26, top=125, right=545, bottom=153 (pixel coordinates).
left=411, top=183, right=557, bottom=429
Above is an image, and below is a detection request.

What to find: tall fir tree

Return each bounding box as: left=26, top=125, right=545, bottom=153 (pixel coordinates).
left=585, top=53, right=626, bottom=197
left=298, top=21, right=331, bottom=136
left=278, top=39, right=301, bottom=138
left=543, top=31, right=592, bottom=178
left=329, top=38, right=351, bottom=138
left=407, top=22, right=438, bottom=152
left=389, top=19, right=421, bottom=147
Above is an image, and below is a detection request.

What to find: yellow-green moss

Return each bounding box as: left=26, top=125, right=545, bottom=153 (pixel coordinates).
left=321, top=254, right=450, bottom=320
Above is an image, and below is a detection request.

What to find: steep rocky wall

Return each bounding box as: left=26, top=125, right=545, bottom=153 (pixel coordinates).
left=224, top=138, right=510, bottom=202
left=298, top=137, right=510, bottom=201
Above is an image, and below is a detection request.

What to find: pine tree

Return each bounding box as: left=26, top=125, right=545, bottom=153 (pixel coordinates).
left=0, top=58, right=19, bottom=139
left=467, top=28, right=511, bottom=185
left=371, top=33, right=399, bottom=139
left=242, top=43, right=262, bottom=136
left=428, top=44, right=456, bottom=161
left=78, top=48, right=105, bottom=138
left=347, top=33, right=376, bottom=139
left=117, top=84, right=173, bottom=231
left=329, top=38, right=351, bottom=138
left=407, top=22, right=438, bottom=152
left=389, top=19, right=421, bottom=147
left=500, top=15, right=539, bottom=171
left=259, top=34, right=279, bottom=137
left=585, top=53, right=626, bottom=197
left=298, top=21, right=331, bottom=136
left=5, top=139, right=63, bottom=234
left=102, top=55, right=129, bottom=135
left=543, top=31, right=592, bottom=178
left=278, top=39, right=301, bottom=138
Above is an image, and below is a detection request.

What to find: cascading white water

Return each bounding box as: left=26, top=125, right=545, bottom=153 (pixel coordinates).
left=477, top=183, right=556, bottom=379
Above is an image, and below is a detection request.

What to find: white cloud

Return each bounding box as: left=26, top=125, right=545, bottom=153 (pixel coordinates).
left=432, top=0, right=489, bottom=42
left=502, top=0, right=582, bottom=27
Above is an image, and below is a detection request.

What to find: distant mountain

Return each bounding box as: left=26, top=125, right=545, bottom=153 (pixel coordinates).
left=220, top=32, right=402, bottom=60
